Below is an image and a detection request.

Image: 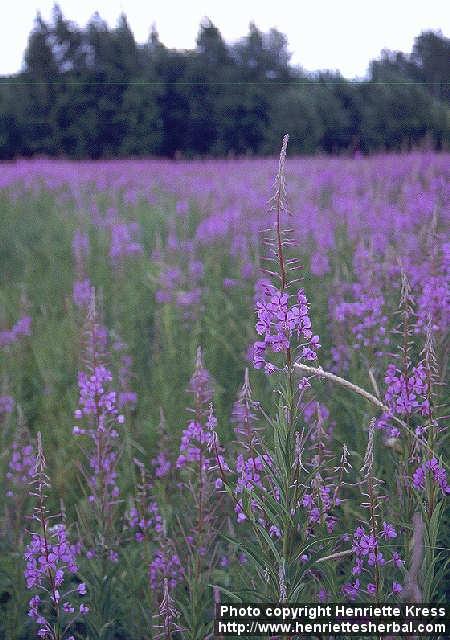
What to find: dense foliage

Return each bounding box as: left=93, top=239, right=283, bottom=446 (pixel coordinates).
left=0, top=5, right=449, bottom=159
left=0, top=147, right=448, bottom=638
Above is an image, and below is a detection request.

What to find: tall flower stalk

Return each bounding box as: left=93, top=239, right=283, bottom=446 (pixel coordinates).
left=73, top=292, right=124, bottom=555
left=216, top=136, right=328, bottom=603
left=173, top=347, right=222, bottom=638
left=24, top=433, right=88, bottom=640
left=71, top=290, right=124, bottom=636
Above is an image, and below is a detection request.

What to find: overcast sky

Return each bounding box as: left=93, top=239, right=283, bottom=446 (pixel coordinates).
left=1, top=0, right=448, bottom=78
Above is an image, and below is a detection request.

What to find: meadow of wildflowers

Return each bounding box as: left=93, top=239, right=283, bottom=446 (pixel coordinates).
left=0, top=143, right=448, bottom=639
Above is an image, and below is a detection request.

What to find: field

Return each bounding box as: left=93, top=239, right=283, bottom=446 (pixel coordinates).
left=0, top=148, right=449, bottom=639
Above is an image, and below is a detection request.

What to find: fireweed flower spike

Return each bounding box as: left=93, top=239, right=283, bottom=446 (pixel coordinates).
left=253, top=135, right=320, bottom=375
left=24, top=433, right=87, bottom=640
left=342, top=421, right=403, bottom=601
left=72, top=290, right=123, bottom=558
left=173, top=349, right=222, bottom=636
left=237, top=136, right=337, bottom=602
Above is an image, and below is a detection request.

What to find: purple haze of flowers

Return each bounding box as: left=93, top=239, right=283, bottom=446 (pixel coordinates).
left=6, top=442, right=36, bottom=497
left=0, top=315, right=32, bottom=348
left=128, top=501, right=164, bottom=542
left=155, top=249, right=205, bottom=320
left=412, top=458, right=450, bottom=495
left=0, top=395, right=15, bottom=415
left=416, top=275, right=449, bottom=335
left=253, top=286, right=320, bottom=374
left=152, top=451, right=172, bottom=478
left=109, top=222, right=143, bottom=263
left=334, top=292, right=388, bottom=354
left=73, top=278, right=92, bottom=308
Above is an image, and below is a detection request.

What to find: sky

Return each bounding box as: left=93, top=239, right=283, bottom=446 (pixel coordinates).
left=0, top=0, right=448, bottom=78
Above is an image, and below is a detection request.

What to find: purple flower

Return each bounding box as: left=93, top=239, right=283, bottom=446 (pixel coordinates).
left=74, top=360, right=124, bottom=504
left=0, top=395, right=15, bottom=415
left=413, top=458, right=450, bottom=494
left=6, top=442, right=36, bottom=496
left=381, top=522, right=397, bottom=539
left=149, top=549, right=184, bottom=591
left=342, top=579, right=360, bottom=600
left=110, top=221, right=143, bottom=263
left=152, top=451, right=172, bottom=478
left=73, top=278, right=92, bottom=308
left=252, top=284, right=320, bottom=374
left=392, top=552, right=404, bottom=568
left=0, top=315, right=32, bottom=348
left=392, top=582, right=403, bottom=594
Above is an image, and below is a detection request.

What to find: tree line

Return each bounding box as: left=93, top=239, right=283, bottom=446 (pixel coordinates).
left=0, top=5, right=448, bottom=159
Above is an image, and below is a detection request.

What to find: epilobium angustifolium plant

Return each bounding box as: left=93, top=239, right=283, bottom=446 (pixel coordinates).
left=24, top=433, right=88, bottom=640
left=0, top=143, right=448, bottom=637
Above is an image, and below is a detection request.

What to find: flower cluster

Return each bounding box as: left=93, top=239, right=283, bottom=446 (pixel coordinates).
left=416, top=275, right=449, bottom=335
left=152, top=451, right=172, bottom=478
left=384, top=362, right=429, bottom=416
left=234, top=453, right=277, bottom=525
left=24, top=525, right=80, bottom=589
left=377, top=361, right=430, bottom=437
left=301, top=488, right=337, bottom=534
left=334, top=293, right=388, bottom=354
left=154, top=233, right=206, bottom=320
left=253, top=286, right=320, bottom=374
left=109, top=221, right=143, bottom=263
left=6, top=442, right=35, bottom=497
left=0, top=315, right=32, bottom=348
left=25, top=434, right=88, bottom=639
left=25, top=525, right=88, bottom=638
left=412, top=458, right=450, bottom=495
left=127, top=500, right=163, bottom=542
left=73, top=278, right=92, bottom=308
left=176, top=420, right=214, bottom=470
left=149, top=548, right=184, bottom=591
left=342, top=523, right=403, bottom=600
left=177, top=347, right=217, bottom=470
left=73, top=301, right=124, bottom=510
left=0, top=394, right=15, bottom=415
left=300, top=402, right=342, bottom=534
